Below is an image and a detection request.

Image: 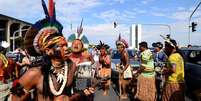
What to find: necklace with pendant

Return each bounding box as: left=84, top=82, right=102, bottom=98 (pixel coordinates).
left=49, top=62, right=68, bottom=96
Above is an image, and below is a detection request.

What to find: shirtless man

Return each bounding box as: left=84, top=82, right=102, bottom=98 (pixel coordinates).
left=11, top=0, right=94, bottom=100
left=11, top=28, right=94, bottom=101
left=115, top=35, right=132, bottom=99
left=96, top=41, right=111, bottom=96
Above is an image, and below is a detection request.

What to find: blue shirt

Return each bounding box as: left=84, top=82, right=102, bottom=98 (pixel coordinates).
left=153, top=50, right=167, bottom=63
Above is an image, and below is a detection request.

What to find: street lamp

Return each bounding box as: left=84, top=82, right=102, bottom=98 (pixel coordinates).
left=188, top=1, right=201, bottom=44
left=12, top=28, right=29, bottom=51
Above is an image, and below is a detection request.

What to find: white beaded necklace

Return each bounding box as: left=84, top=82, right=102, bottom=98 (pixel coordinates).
left=49, top=62, right=68, bottom=96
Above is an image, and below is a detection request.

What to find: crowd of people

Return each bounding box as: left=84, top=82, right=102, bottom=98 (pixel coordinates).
left=0, top=0, right=186, bottom=101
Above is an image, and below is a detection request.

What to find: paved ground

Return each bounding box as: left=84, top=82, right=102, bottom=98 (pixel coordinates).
left=93, top=85, right=193, bottom=101
left=94, top=86, right=130, bottom=101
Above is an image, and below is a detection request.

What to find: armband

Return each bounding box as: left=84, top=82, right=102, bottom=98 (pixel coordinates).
left=10, top=80, right=27, bottom=97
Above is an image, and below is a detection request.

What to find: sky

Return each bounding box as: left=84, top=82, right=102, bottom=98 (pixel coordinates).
left=0, top=0, right=201, bottom=48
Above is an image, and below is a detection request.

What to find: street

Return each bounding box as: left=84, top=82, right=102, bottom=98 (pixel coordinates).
left=94, top=85, right=130, bottom=101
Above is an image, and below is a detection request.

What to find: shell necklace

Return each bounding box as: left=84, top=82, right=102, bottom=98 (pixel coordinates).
left=49, top=62, right=68, bottom=96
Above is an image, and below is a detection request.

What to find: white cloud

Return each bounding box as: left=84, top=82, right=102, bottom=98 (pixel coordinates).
left=93, top=9, right=138, bottom=23
left=177, top=7, right=186, bottom=11
left=132, top=8, right=147, bottom=14
left=141, top=0, right=155, bottom=5
left=170, top=11, right=190, bottom=20
left=0, top=0, right=101, bottom=23
left=0, top=0, right=42, bottom=22
left=150, top=12, right=166, bottom=17
left=169, top=5, right=201, bottom=21
left=93, top=9, right=121, bottom=22
left=112, top=0, right=125, bottom=4
left=63, top=23, right=130, bottom=47
left=55, top=0, right=101, bottom=23
left=106, top=0, right=125, bottom=5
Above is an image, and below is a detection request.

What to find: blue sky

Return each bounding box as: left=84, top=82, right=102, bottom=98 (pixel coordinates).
left=0, top=0, right=201, bottom=48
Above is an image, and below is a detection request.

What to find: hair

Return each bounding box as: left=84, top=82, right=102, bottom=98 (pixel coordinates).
left=175, top=47, right=184, bottom=58
left=41, top=54, right=53, bottom=100
left=166, top=39, right=184, bottom=58
left=139, top=41, right=148, bottom=49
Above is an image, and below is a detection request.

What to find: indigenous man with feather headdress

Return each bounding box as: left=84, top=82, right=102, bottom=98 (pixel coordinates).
left=96, top=41, right=111, bottom=96
left=10, top=0, right=94, bottom=101
left=115, top=34, right=132, bottom=99
left=68, top=19, right=95, bottom=101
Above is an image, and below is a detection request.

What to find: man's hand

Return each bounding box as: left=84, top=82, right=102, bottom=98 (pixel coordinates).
left=83, top=87, right=95, bottom=96
left=162, top=67, right=169, bottom=75
left=119, top=70, right=124, bottom=74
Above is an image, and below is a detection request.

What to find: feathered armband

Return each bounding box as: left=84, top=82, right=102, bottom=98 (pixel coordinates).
left=10, top=80, right=26, bottom=97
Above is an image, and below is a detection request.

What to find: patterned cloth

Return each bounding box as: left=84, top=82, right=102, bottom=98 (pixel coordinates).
left=162, top=83, right=185, bottom=101
left=135, top=75, right=157, bottom=101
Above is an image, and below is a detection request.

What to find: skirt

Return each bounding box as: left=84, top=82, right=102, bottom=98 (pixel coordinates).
left=162, top=82, right=184, bottom=101
left=99, top=68, right=111, bottom=78
left=135, top=75, right=157, bottom=101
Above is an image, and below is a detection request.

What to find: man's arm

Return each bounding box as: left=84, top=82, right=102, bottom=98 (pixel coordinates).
left=89, top=54, right=95, bottom=65
left=11, top=67, right=41, bottom=101
left=122, top=52, right=129, bottom=72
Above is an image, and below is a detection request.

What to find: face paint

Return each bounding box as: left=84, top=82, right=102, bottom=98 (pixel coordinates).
left=52, top=45, right=62, bottom=58
left=100, top=48, right=106, bottom=56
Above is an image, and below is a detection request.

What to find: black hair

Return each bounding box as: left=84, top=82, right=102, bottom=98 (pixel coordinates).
left=0, top=46, right=6, bottom=55
left=165, top=39, right=184, bottom=58
left=41, top=54, right=53, bottom=100
left=152, top=42, right=163, bottom=49
left=175, top=47, right=184, bottom=58
left=139, top=41, right=148, bottom=49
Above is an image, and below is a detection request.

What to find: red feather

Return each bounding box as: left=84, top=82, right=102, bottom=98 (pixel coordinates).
left=48, top=0, right=54, bottom=18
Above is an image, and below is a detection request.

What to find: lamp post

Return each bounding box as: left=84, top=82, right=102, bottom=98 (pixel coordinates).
left=12, top=29, right=29, bottom=51
left=188, top=1, right=201, bottom=44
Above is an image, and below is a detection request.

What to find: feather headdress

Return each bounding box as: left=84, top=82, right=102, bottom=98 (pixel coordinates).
left=24, top=0, right=64, bottom=56
left=160, top=34, right=176, bottom=48
left=96, top=41, right=110, bottom=50
left=68, top=19, right=89, bottom=48
left=115, top=34, right=128, bottom=48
